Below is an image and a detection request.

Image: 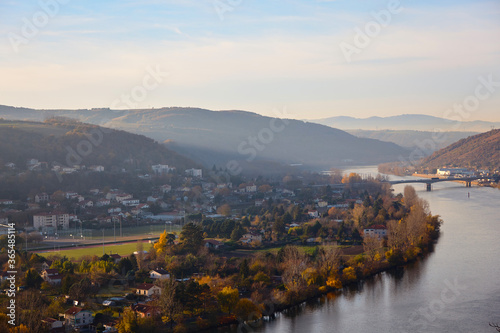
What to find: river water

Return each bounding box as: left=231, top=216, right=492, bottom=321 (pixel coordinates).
left=251, top=166, right=500, bottom=333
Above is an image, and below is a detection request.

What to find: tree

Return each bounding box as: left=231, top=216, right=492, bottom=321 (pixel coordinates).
left=234, top=299, right=262, bottom=322
left=317, top=246, right=341, bottom=280
left=180, top=223, right=204, bottom=254
left=154, top=230, right=168, bottom=255
left=403, top=185, right=418, bottom=209
left=117, top=308, right=138, bottom=333
left=24, top=269, right=42, bottom=289
left=156, top=278, right=179, bottom=329
left=281, top=246, right=308, bottom=292
left=217, top=204, right=232, bottom=217
left=217, top=286, right=239, bottom=314
left=363, top=235, right=383, bottom=262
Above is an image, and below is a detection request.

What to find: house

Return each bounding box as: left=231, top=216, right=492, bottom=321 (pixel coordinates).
left=62, top=307, right=93, bottom=330
left=115, top=194, right=133, bottom=203
left=131, top=304, right=160, bottom=318
left=0, top=199, right=13, bottom=205
left=240, top=233, right=262, bottom=244
left=149, top=269, right=170, bottom=280
left=363, top=225, right=388, bottom=239
left=96, top=199, right=111, bottom=207
left=308, top=210, right=319, bottom=218
left=41, top=318, right=64, bottom=333
left=160, top=184, right=172, bottom=193
left=109, top=254, right=122, bottom=264
left=4, top=162, right=15, bottom=169
left=35, top=193, right=50, bottom=203
left=79, top=200, right=94, bottom=208
left=245, top=184, right=257, bottom=193
left=136, top=283, right=161, bottom=297
left=122, top=199, right=140, bottom=207
left=41, top=269, right=63, bottom=285
left=204, top=239, right=224, bottom=250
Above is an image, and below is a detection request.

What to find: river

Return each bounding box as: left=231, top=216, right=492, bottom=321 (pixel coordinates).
left=238, top=166, right=500, bottom=333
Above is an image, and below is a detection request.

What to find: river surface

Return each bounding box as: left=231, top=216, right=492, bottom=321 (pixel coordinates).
left=233, top=166, right=500, bottom=333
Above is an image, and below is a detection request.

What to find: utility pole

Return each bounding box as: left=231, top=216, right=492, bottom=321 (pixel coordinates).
left=114, top=219, right=116, bottom=242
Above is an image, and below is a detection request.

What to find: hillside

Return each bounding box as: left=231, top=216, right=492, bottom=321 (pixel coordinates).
left=347, top=129, right=477, bottom=150
left=0, top=118, right=197, bottom=172
left=421, top=129, right=500, bottom=170
left=310, top=114, right=500, bottom=132
left=0, top=105, right=410, bottom=171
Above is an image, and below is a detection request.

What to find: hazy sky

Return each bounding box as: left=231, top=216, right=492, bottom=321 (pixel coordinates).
left=1, top=0, right=499, bottom=121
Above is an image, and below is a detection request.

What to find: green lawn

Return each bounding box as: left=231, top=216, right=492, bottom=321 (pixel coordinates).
left=37, top=241, right=153, bottom=260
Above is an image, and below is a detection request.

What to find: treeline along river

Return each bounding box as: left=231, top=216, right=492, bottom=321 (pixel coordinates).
left=222, top=166, right=500, bottom=333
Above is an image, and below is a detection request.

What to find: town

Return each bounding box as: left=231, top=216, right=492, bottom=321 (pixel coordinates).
left=0, top=157, right=447, bottom=332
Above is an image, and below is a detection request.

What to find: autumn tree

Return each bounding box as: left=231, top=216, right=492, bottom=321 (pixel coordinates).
left=363, top=235, right=383, bottom=262
left=281, top=246, right=308, bottom=292
left=217, top=204, right=232, bottom=217
left=217, top=286, right=240, bottom=314
left=316, top=246, right=341, bottom=281
left=117, top=308, right=138, bottom=333
left=156, top=278, right=179, bottom=329
left=234, top=299, right=262, bottom=322
left=154, top=230, right=168, bottom=255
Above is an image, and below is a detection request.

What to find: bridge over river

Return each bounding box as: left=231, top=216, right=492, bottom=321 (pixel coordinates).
left=384, top=175, right=497, bottom=191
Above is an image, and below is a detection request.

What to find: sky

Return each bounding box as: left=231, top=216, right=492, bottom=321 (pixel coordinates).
left=0, top=0, right=499, bottom=121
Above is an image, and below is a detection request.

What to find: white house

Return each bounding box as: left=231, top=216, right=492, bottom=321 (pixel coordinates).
left=136, top=283, right=162, bottom=297
left=0, top=199, right=13, bottom=205
left=62, top=307, right=93, bottom=330
left=363, top=225, right=388, bottom=240
left=245, top=184, right=257, bottom=193
left=308, top=211, right=319, bottom=218
left=41, top=269, right=63, bottom=285
left=149, top=269, right=170, bottom=280
left=240, top=233, right=262, bottom=243
left=122, top=199, right=140, bottom=207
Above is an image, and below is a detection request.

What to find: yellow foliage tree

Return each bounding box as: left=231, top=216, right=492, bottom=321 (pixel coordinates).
left=217, top=286, right=240, bottom=314
left=234, top=299, right=262, bottom=322
left=326, top=276, right=342, bottom=289
left=342, top=267, right=357, bottom=282
left=154, top=230, right=168, bottom=255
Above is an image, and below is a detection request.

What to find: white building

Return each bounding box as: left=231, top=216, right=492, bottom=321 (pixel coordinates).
left=149, top=269, right=170, bottom=280
left=437, top=168, right=475, bottom=177
left=185, top=168, right=203, bottom=178
left=33, top=213, right=70, bottom=230
left=363, top=225, right=387, bottom=239
left=136, top=283, right=162, bottom=297
left=122, top=199, right=140, bottom=207
left=62, top=307, right=93, bottom=330
left=152, top=164, right=175, bottom=175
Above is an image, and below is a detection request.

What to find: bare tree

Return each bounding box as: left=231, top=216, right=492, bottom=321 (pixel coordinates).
left=490, top=323, right=500, bottom=332
left=363, top=235, right=383, bottom=262
left=387, top=219, right=406, bottom=251
left=155, top=278, right=180, bottom=329
left=317, top=246, right=341, bottom=279
left=281, top=246, right=308, bottom=292
left=403, top=185, right=418, bottom=209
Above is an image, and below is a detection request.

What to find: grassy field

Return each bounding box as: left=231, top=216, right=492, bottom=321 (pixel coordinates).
left=37, top=241, right=153, bottom=260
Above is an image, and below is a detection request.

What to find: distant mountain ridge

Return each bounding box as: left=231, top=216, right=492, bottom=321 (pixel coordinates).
left=346, top=129, right=478, bottom=150
left=0, top=105, right=410, bottom=171
left=421, top=129, right=500, bottom=170
left=309, top=114, right=500, bottom=132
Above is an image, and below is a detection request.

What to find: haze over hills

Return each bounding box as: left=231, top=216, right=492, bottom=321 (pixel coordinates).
left=346, top=129, right=478, bottom=150
left=0, top=105, right=410, bottom=171
left=421, top=129, right=500, bottom=170
left=309, top=114, right=500, bottom=132
left=0, top=118, right=197, bottom=172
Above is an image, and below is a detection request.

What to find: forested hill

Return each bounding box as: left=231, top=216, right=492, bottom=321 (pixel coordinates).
left=421, top=129, right=500, bottom=170
left=0, top=118, right=197, bottom=172
left=0, top=105, right=410, bottom=170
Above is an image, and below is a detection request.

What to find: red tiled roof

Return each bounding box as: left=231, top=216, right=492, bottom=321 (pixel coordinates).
left=64, top=307, right=83, bottom=315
